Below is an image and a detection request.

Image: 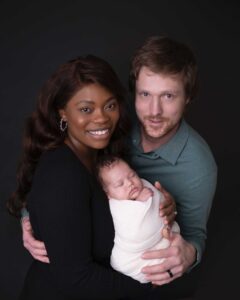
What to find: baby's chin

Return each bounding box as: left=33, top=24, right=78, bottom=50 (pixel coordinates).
left=128, top=188, right=140, bottom=200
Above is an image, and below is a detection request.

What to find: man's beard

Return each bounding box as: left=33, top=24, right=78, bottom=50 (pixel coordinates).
left=142, top=116, right=171, bottom=139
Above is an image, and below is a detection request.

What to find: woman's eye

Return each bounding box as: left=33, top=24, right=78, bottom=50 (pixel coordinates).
left=105, top=101, right=118, bottom=111
left=80, top=107, right=91, bottom=113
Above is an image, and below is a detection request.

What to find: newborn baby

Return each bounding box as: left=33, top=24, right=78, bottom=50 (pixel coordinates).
left=97, top=156, right=180, bottom=283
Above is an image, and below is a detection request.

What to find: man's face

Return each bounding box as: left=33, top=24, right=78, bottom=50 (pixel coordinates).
left=135, top=66, right=188, bottom=144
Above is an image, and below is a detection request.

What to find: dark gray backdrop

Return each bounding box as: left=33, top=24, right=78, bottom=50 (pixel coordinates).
left=1, top=1, right=239, bottom=299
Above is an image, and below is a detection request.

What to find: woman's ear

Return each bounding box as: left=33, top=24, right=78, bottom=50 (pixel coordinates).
left=58, top=109, right=67, bottom=121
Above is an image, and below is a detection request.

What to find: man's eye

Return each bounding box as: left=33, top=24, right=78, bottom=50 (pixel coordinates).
left=141, top=91, right=149, bottom=97
left=163, top=93, right=174, bottom=100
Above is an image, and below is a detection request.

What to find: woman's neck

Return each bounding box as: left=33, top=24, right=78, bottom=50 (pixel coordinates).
left=64, top=138, right=97, bottom=173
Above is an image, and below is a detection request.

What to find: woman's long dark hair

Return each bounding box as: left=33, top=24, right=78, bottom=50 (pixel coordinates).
left=7, top=55, right=130, bottom=217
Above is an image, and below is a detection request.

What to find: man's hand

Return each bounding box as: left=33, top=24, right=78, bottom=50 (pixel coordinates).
left=154, top=181, right=177, bottom=226
left=21, top=216, right=49, bottom=263
left=141, top=232, right=196, bottom=285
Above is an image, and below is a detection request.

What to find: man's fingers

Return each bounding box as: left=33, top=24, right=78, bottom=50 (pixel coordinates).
left=159, top=198, right=175, bottom=214
left=160, top=202, right=174, bottom=216
left=33, top=255, right=50, bottom=264
left=154, top=181, right=162, bottom=191
left=28, top=247, right=48, bottom=256
left=163, top=212, right=176, bottom=226
left=151, top=269, right=182, bottom=285
left=159, top=187, right=171, bottom=199
left=142, top=240, right=179, bottom=261
left=147, top=271, right=174, bottom=282
left=152, top=278, right=172, bottom=286
left=21, top=216, right=29, bottom=223
left=142, top=248, right=167, bottom=260
left=22, top=218, right=32, bottom=230
left=160, top=198, right=176, bottom=226
left=152, top=272, right=181, bottom=286
left=146, top=271, right=172, bottom=283
left=23, top=238, right=46, bottom=251
left=142, top=263, right=166, bottom=274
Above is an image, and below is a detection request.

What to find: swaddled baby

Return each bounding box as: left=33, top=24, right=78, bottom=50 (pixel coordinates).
left=97, top=156, right=180, bottom=283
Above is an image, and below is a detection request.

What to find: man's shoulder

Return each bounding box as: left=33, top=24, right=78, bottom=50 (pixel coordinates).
left=182, top=122, right=217, bottom=171
left=185, top=123, right=214, bottom=155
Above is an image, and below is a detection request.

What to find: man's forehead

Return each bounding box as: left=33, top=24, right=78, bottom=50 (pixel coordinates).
left=136, top=71, right=184, bottom=93
left=138, top=66, right=183, bottom=81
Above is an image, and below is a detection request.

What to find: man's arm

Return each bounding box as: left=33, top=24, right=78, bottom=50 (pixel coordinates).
left=141, top=232, right=196, bottom=285
left=155, top=181, right=177, bottom=226
left=141, top=169, right=217, bottom=285
left=21, top=216, right=49, bottom=263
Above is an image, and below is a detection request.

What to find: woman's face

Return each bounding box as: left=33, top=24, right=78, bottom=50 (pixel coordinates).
left=59, top=83, right=120, bottom=152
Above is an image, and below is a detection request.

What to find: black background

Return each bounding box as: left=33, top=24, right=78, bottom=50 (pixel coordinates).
left=0, top=1, right=239, bottom=299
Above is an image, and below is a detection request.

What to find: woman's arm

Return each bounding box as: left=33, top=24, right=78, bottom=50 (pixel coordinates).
left=22, top=181, right=177, bottom=262
left=28, top=153, right=151, bottom=299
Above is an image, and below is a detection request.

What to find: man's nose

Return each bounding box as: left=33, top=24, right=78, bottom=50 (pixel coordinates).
left=149, top=98, right=163, bottom=116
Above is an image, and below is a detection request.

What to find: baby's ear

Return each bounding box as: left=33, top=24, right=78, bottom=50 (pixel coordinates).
left=100, top=180, right=108, bottom=193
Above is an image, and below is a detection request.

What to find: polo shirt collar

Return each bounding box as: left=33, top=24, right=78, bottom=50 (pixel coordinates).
left=132, top=119, right=189, bottom=165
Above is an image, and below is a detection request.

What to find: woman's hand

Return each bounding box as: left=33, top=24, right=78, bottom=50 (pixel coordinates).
left=154, top=181, right=177, bottom=226
left=21, top=216, right=49, bottom=263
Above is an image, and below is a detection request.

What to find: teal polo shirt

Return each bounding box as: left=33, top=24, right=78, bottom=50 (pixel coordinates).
left=127, top=119, right=217, bottom=265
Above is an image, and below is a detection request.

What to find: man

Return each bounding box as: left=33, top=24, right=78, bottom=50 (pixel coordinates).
left=21, top=36, right=217, bottom=297
left=125, top=36, right=217, bottom=295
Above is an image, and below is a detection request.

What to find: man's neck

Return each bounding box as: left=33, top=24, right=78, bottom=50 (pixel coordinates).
left=140, top=123, right=180, bottom=153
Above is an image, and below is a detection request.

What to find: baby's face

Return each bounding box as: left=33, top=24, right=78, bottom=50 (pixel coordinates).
left=100, top=160, right=143, bottom=200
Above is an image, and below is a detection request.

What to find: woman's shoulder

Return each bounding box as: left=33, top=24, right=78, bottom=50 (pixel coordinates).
left=36, top=144, right=88, bottom=179
left=29, top=145, right=93, bottom=209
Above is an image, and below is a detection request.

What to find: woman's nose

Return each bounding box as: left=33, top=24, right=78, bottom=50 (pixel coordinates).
left=94, top=109, right=110, bottom=123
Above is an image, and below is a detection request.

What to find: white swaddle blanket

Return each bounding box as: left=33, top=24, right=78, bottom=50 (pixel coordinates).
left=109, top=178, right=180, bottom=283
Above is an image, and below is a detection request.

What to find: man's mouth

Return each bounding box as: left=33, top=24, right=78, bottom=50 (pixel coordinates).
left=147, top=117, right=165, bottom=123
left=145, top=117, right=168, bottom=128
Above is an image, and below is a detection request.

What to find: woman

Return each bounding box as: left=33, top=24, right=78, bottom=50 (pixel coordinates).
left=8, top=55, right=174, bottom=299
